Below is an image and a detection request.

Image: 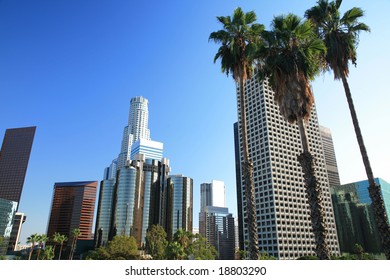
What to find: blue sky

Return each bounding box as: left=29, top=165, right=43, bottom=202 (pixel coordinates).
left=1, top=0, right=389, bottom=245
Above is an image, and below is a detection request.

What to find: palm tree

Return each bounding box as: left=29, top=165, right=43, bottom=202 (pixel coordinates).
left=36, top=234, right=48, bottom=260
left=256, top=14, right=330, bottom=259
left=209, top=7, right=264, bottom=260
left=52, top=232, right=68, bottom=260
left=305, top=0, right=390, bottom=259
left=69, top=228, right=81, bottom=260
left=27, top=233, right=39, bottom=260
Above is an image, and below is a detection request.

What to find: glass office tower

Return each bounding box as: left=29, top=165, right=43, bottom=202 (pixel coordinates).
left=0, top=198, right=18, bottom=255
left=165, top=175, right=193, bottom=241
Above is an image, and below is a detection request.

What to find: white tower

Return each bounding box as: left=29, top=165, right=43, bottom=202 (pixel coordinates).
left=117, top=96, right=151, bottom=169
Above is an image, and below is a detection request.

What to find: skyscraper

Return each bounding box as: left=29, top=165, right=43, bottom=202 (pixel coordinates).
left=332, top=177, right=390, bottom=255
left=165, top=175, right=193, bottom=241
left=0, top=126, right=36, bottom=206
left=199, top=181, right=235, bottom=259
left=7, top=212, right=26, bottom=252
left=47, top=181, right=97, bottom=246
left=200, top=180, right=226, bottom=211
left=117, top=96, right=151, bottom=169
left=96, top=156, right=170, bottom=247
left=130, top=139, right=163, bottom=161
left=319, top=125, right=341, bottom=187
left=234, top=78, right=339, bottom=259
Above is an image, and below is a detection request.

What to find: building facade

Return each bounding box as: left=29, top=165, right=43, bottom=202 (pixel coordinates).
left=332, top=177, right=390, bottom=254
left=0, top=198, right=18, bottom=255
left=7, top=212, right=26, bottom=252
left=200, top=180, right=226, bottom=210
left=117, top=96, right=151, bottom=169
left=0, top=126, right=36, bottom=206
left=234, top=78, right=340, bottom=259
left=47, top=181, right=97, bottom=245
left=130, top=139, right=163, bottom=161
left=165, top=175, right=193, bottom=241
left=97, top=156, right=171, bottom=247
left=199, top=206, right=235, bottom=260
left=319, top=125, right=341, bottom=187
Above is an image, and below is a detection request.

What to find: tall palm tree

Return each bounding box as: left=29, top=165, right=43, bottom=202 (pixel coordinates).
left=36, top=234, right=48, bottom=260
left=27, top=233, right=39, bottom=260
left=69, top=228, right=81, bottom=260
left=256, top=14, right=330, bottom=259
left=305, top=0, right=390, bottom=259
left=209, top=7, right=264, bottom=260
left=52, top=232, right=68, bottom=260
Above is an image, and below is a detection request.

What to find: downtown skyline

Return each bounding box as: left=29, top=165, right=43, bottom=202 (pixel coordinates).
left=1, top=0, right=389, bottom=245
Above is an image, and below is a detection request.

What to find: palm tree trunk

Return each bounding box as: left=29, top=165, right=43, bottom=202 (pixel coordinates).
left=341, top=73, right=390, bottom=259
left=238, top=79, right=259, bottom=260
left=28, top=244, right=34, bottom=260
left=58, top=243, right=63, bottom=260
left=297, top=117, right=331, bottom=260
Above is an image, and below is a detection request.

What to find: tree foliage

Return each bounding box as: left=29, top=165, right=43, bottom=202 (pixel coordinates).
left=145, top=225, right=168, bottom=260
left=85, top=235, right=139, bottom=260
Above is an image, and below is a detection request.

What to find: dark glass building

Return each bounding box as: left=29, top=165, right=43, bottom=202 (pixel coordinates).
left=0, top=126, right=36, bottom=207
left=47, top=181, right=97, bottom=248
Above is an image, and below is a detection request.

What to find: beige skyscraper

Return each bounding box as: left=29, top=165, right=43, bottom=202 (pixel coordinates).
left=234, top=78, right=340, bottom=259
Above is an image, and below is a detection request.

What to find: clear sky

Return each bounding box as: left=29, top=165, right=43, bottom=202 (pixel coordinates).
left=1, top=0, right=389, bottom=246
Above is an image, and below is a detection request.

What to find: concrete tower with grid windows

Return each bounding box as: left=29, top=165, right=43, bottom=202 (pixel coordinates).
left=234, top=78, right=340, bottom=259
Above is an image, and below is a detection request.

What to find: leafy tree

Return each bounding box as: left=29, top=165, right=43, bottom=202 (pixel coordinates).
left=166, top=241, right=186, bottom=260
left=145, top=225, right=168, bottom=260
left=258, top=252, right=276, bottom=260
left=256, top=13, right=329, bottom=259
left=188, top=234, right=217, bottom=260
left=85, top=235, right=139, bottom=260
left=305, top=0, right=390, bottom=259
left=27, top=233, right=39, bottom=260
left=209, top=7, right=264, bottom=260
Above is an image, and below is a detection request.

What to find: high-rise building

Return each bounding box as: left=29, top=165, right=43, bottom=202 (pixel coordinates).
left=47, top=181, right=97, bottom=248
left=0, top=126, right=36, bottom=206
left=319, top=125, right=341, bottom=187
left=117, top=96, right=151, bottom=169
left=103, top=159, right=118, bottom=180
left=97, top=156, right=170, bottom=247
left=165, top=175, right=193, bottom=241
left=234, top=78, right=340, bottom=259
left=94, top=178, right=116, bottom=247
left=7, top=212, right=26, bottom=252
left=332, top=177, right=390, bottom=255
left=130, top=139, right=163, bottom=161
left=200, top=180, right=226, bottom=211
left=199, top=206, right=235, bottom=260
left=199, top=180, right=235, bottom=259
left=0, top=198, right=17, bottom=255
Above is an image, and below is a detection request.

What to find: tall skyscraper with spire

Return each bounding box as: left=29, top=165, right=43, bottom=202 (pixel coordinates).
left=117, top=96, right=151, bottom=169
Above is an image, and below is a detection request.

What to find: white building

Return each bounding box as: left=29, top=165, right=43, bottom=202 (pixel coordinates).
left=130, top=138, right=163, bottom=161
left=235, top=78, right=340, bottom=259
left=200, top=180, right=226, bottom=211
left=117, top=96, right=151, bottom=169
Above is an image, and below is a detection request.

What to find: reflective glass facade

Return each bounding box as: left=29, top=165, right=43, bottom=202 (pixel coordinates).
left=94, top=179, right=116, bottom=247
left=166, top=175, right=193, bottom=240
left=199, top=206, right=235, bottom=260
left=110, top=158, right=170, bottom=246
left=332, top=177, right=390, bottom=254
left=0, top=198, right=17, bottom=255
